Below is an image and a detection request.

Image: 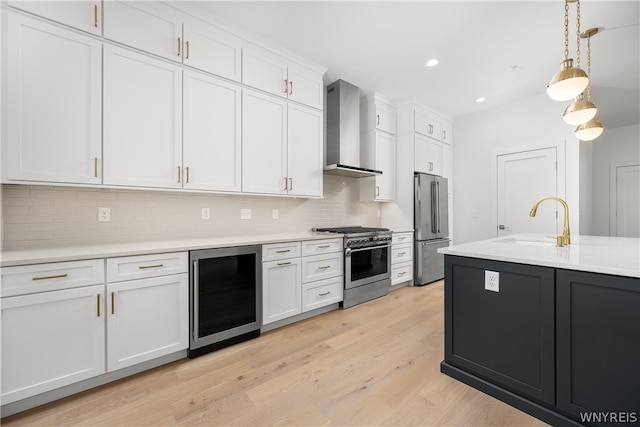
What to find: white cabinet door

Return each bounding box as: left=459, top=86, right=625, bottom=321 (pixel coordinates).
left=107, top=274, right=188, bottom=371
left=3, top=13, right=102, bottom=184
left=287, top=103, right=323, bottom=197
left=262, top=258, right=302, bottom=324
left=242, top=89, right=287, bottom=195
left=442, top=120, right=453, bottom=145
left=242, top=46, right=288, bottom=99
left=182, top=18, right=242, bottom=82
left=414, top=134, right=442, bottom=176
left=442, top=143, right=452, bottom=184
left=7, top=1, right=102, bottom=35
left=103, top=1, right=182, bottom=62
left=375, top=100, right=396, bottom=135
left=1, top=285, right=105, bottom=404
left=427, top=139, right=444, bottom=176
left=183, top=71, right=241, bottom=192
left=103, top=45, right=182, bottom=189
left=414, top=108, right=442, bottom=140
left=375, top=131, right=396, bottom=201
left=287, top=64, right=323, bottom=110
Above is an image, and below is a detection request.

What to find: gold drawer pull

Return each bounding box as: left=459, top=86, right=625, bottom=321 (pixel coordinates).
left=277, top=262, right=291, bottom=266
left=111, top=292, right=115, bottom=314
left=94, top=4, right=98, bottom=27
left=398, top=237, right=407, bottom=240
left=398, top=252, right=407, bottom=256
left=97, top=294, right=101, bottom=316
left=398, top=271, right=407, bottom=276
left=317, top=265, right=331, bottom=270
left=317, top=245, right=331, bottom=249
left=138, top=264, right=164, bottom=270
left=32, top=273, right=68, bottom=281
left=275, top=250, right=291, bottom=254
left=318, top=291, right=331, bottom=297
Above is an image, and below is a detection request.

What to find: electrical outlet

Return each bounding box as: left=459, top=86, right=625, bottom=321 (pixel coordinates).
left=98, top=207, right=111, bottom=222
left=485, top=270, right=499, bottom=292
left=240, top=208, right=251, bottom=220
left=201, top=208, right=210, bottom=220
left=376, top=209, right=381, bottom=218
left=272, top=209, right=279, bottom=219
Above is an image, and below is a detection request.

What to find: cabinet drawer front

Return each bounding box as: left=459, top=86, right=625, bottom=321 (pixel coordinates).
left=301, top=238, right=342, bottom=256
left=107, top=252, right=187, bottom=282
left=392, top=244, right=413, bottom=265
left=301, top=253, right=343, bottom=283
left=262, top=242, right=301, bottom=262
left=1, top=259, right=104, bottom=297
left=302, top=277, right=343, bottom=312
left=392, top=262, right=413, bottom=286
left=392, top=232, right=413, bottom=245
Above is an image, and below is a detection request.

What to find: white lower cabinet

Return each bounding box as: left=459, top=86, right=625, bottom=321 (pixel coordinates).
left=106, top=253, right=188, bottom=371
left=262, top=239, right=343, bottom=326
left=391, top=232, right=414, bottom=287
left=1, top=261, right=106, bottom=405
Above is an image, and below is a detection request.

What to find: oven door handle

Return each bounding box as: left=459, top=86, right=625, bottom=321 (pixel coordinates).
left=346, top=244, right=391, bottom=255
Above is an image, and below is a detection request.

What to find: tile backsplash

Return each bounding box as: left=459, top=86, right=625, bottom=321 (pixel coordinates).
left=1, top=175, right=380, bottom=250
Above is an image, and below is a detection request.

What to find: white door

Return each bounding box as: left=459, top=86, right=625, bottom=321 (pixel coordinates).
left=497, top=147, right=557, bottom=237
left=287, top=64, right=324, bottom=110
left=612, top=164, right=640, bottom=237
left=4, top=13, right=102, bottom=184
left=375, top=131, right=396, bottom=201
left=7, top=1, right=102, bottom=35
left=242, top=46, right=287, bottom=98
left=242, top=89, right=288, bottom=195
left=1, top=285, right=105, bottom=404
left=103, top=45, right=182, bottom=189
left=287, top=103, right=323, bottom=197
left=262, top=259, right=302, bottom=324
left=107, top=274, right=188, bottom=371
left=183, top=70, right=241, bottom=192
left=375, top=101, right=396, bottom=135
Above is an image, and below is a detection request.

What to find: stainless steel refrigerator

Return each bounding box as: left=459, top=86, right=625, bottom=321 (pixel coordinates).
left=414, top=173, right=450, bottom=286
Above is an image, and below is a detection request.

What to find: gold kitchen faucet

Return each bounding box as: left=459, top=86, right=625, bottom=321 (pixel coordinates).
left=529, top=197, right=571, bottom=247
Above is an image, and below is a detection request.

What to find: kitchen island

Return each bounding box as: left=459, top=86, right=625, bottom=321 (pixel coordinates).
left=438, top=234, right=640, bottom=427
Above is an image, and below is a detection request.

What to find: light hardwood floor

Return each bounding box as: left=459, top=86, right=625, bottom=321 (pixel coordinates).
left=2, top=281, right=547, bottom=426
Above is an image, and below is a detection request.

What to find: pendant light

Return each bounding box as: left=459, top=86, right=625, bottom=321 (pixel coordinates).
left=575, top=28, right=604, bottom=141
left=547, top=0, right=589, bottom=101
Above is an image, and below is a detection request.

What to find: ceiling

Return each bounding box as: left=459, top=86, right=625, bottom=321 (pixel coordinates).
left=185, top=1, right=639, bottom=128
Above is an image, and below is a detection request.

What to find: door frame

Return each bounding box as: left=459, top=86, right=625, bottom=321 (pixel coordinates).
left=609, top=161, right=640, bottom=236
left=491, top=140, right=566, bottom=237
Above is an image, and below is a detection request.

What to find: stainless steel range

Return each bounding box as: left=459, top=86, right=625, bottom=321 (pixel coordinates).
left=314, top=226, right=392, bottom=308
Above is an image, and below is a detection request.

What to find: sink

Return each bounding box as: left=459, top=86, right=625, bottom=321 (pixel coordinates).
left=498, top=236, right=557, bottom=246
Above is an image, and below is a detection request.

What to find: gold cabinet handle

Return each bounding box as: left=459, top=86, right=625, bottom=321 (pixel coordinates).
left=283, top=177, right=288, bottom=190
left=428, top=162, right=433, bottom=171
left=97, top=294, right=101, bottom=316
left=289, top=80, right=293, bottom=95
left=32, top=273, right=68, bottom=281
left=443, top=130, right=446, bottom=140
left=185, top=40, right=190, bottom=59
left=276, top=261, right=291, bottom=266
left=429, top=124, right=434, bottom=134
left=376, top=114, right=380, bottom=126
left=317, top=245, right=331, bottom=249
left=94, top=4, right=98, bottom=27
left=94, top=157, right=99, bottom=177
left=317, top=265, right=331, bottom=270
left=398, top=252, right=407, bottom=256
left=398, top=271, right=407, bottom=276
left=177, top=166, right=181, bottom=183
left=111, top=292, right=115, bottom=315
left=177, top=37, right=181, bottom=56
left=376, top=186, right=380, bottom=197
left=318, top=291, right=331, bottom=297
left=185, top=167, right=190, bottom=184
left=283, top=79, right=289, bottom=94
left=398, top=237, right=406, bottom=240
left=138, top=264, right=164, bottom=269
left=288, top=178, right=293, bottom=191
left=275, top=249, right=290, bottom=254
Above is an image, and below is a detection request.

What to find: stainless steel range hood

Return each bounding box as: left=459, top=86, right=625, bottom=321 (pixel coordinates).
left=325, top=80, right=382, bottom=178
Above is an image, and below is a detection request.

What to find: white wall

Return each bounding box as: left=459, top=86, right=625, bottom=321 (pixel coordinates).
left=590, top=124, right=640, bottom=236
left=579, top=142, right=593, bottom=235
left=1, top=176, right=380, bottom=250
left=453, top=93, right=579, bottom=244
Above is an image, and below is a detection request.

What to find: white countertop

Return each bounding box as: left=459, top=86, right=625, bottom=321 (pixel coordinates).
left=0, top=232, right=341, bottom=267
left=438, top=234, right=640, bottom=278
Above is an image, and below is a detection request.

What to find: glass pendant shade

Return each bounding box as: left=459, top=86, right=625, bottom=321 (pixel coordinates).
left=563, top=93, right=597, bottom=125
left=575, top=119, right=604, bottom=141
left=547, top=59, right=590, bottom=101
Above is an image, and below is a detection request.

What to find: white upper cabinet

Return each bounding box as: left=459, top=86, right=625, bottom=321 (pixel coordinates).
left=103, top=45, right=182, bottom=189
left=414, top=108, right=442, bottom=140
left=287, top=103, right=323, bottom=197
left=360, top=131, right=397, bottom=202
left=415, top=133, right=443, bottom=176
left=2, top=13, right=102, bottom=184
left=242, top=89, right=288, bottom=195
left=103, top=1, right=181, bottom=62
left=182, top=18, right=242, bottom=81
left=183, top=70, right=242, bottom=192
left=361, top=94, right=396, bottom=135
left=242, top=46, right=323, bottom=110
left=442, top=120, right=453, bottom=145
left=7, top=1, right=102, bottom=36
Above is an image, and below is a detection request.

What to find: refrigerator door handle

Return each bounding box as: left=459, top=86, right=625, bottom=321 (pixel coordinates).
left=436, top=181, right=441, bottom=233
left=431, top=181, right=437, bottom=234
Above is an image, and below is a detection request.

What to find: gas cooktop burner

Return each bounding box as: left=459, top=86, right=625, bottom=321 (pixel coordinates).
left=314, top=226, right=390, bottom=234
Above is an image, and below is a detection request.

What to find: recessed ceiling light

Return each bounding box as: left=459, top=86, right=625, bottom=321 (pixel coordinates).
left=426, top=59, right=439, bottom=67
left=475, top=97, right=486, bottom=103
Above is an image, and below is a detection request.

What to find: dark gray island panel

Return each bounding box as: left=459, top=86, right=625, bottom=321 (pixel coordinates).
left=556, top=269, right=640, bottom=424
left=444, top=255, right=556, bottom=405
